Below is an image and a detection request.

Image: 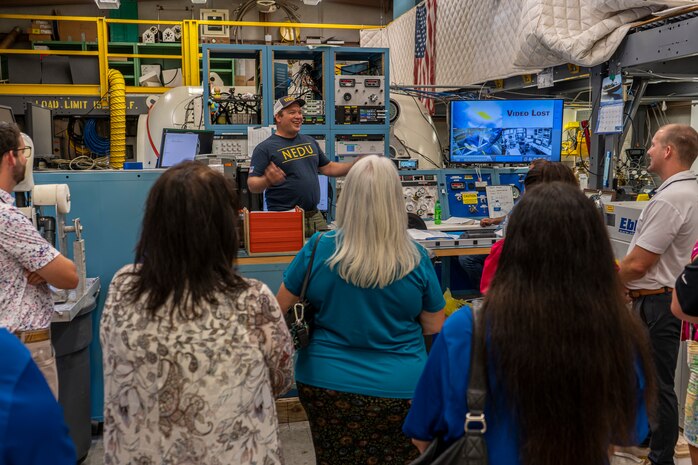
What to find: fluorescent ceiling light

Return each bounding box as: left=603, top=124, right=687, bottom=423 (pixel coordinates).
left=94, top=0, right=120, bottom=8
left=191, top=0, right=207, bottom=3
left=303, top=0, right=322, bottom=5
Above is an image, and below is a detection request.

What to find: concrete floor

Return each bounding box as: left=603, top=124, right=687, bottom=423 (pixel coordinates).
left=82, top=421, right=316, bottom=465
left=81, top=421, right=695, bottom=465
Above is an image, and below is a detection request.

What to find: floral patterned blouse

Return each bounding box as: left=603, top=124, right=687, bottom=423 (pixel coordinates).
left=0, top=188, right=60, bottom=331
left=100, top=265, right=294, bottom=465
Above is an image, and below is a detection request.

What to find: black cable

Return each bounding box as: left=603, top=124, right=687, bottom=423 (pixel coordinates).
left=182, top=99, right=193, bottom=129
left=617, top=111, right=637, bottom=156
left=583, top=164, right=601, bottom=177
left=162, top=68, right=180, bottom=86
left=198, top=95, right=204, bottom=128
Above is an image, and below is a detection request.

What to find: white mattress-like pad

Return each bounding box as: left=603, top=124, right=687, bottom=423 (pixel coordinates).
left=361, top=0, right=697, bottom=86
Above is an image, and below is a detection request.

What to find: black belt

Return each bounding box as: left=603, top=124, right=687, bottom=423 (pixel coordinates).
left=305, top=209, right=319, bottom=216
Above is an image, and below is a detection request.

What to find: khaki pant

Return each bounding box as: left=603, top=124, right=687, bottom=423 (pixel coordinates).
left=304, top=210, right=328, bottom=238
left=25, top=338, right=59, bottom=398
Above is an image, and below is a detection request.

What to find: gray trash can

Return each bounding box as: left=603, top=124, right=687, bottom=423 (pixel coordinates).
left=52, top=288, right=98, bottom=462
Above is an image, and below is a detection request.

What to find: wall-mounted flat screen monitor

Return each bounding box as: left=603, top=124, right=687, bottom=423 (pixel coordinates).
left=449, top=99, right=564, bottom=164
left=158, top=128, right=214, bottom=168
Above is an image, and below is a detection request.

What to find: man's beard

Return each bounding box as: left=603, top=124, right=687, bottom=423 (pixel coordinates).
left=13, top=160, right=25, bottom=184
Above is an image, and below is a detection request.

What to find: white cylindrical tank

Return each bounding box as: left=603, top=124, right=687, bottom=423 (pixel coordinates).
left=136, top=86, right=205, bottom=168
left=389, top=93, right=442, bottom=169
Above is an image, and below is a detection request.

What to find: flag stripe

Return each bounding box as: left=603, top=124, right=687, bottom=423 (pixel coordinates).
left=414, top=0, right=437, bottom=114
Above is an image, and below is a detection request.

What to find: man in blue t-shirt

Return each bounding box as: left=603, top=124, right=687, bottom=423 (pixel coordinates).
left=248, top=96, right=354, bottom=236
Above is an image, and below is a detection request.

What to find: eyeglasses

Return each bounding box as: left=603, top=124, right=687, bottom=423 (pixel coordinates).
left=13, top=146, right=32, bottom=158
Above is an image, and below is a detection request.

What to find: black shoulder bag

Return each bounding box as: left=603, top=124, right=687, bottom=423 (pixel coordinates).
left=409, top=304, right=488, bottom=465
left=285, top=232, right=325, bottom=350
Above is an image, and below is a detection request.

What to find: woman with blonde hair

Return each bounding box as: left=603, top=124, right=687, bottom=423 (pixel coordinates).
left=277, top=155, right=446, bottom=465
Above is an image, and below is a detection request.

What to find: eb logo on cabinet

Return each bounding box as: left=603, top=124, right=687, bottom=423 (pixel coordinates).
left=619, top=217, right=637, bottom=235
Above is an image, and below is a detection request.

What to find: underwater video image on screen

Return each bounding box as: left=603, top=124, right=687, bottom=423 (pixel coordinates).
left=449, top=100, right=564, bottom=164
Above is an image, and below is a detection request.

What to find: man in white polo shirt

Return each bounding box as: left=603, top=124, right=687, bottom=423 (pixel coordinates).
left=619, top=124, right=698, bottom=465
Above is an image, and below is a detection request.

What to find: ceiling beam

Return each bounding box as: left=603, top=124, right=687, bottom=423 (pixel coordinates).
left=0, top=0, right=91, bottom=5
left=2, top=0, right=383, bottom=7
left=615, top=13, right=698, bottom=68
left=642, top=81, right=698, bottom=100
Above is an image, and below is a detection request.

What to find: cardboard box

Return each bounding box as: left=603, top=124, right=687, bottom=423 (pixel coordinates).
left=28, top=34, right=53, bottom=42
left=243, top=207, right=305, bottom=255
left=57, top=21, right=97, bottom=42
left=30, top=20, right=53, bottom=37
left=31, top=20, right=52, bottom=30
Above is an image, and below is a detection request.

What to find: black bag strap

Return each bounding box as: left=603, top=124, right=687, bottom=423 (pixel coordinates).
left=464, top=302, right=488, bottom=464
left=298, top=232, right=325, bottom=302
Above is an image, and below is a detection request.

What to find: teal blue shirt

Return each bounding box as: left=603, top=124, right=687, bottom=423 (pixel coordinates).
left=283, top=231, right=446, bottom=398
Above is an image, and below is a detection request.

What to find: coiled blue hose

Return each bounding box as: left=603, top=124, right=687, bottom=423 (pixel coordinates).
left=83, top=118, right=110, bottom=155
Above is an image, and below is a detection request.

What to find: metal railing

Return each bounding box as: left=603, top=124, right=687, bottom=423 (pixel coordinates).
left=0, top=14, right=384, bottom=100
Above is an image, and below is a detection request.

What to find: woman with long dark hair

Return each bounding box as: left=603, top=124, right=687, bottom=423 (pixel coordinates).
left=101, top=161, right=294, bottom=465
left=405, top=182, right=656, bottom=465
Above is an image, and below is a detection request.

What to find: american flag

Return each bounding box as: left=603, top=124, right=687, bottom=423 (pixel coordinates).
left=414, top=0, right=437, bottom=115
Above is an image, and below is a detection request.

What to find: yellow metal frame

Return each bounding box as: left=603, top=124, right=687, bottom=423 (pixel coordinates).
left=0, top=14, right=385, bottom=100
left=97, top=17, right=109, bottom=100
left=0, top=49, right=98, bottom=56
left=0, top=84, right=100, bottom=96
left=181, top=19, right=200, bottom=89
left=197, top=19, right=384, bottom=30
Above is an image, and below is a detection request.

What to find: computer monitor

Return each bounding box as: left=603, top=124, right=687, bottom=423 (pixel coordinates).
left=158, top=128, right=215, bottom=168
left=25, top=104, right=53, bottom=158
left=449, top=99, right=564, bottom=164
left=263, top=174, right=330, bottom=212
left=0, top=105, right=15, bottom=124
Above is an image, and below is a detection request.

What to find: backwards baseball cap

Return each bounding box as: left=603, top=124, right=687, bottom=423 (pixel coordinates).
left=274, top=95, right=306, bottom=115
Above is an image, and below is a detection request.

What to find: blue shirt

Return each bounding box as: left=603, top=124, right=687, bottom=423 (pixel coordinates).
left=403, top=307, right=649, bottom=465
left=250, top=133, right=330, bottom=211
left=0, top=329, right=75, bottom=465
left=283, top=231, right=446, bottom=398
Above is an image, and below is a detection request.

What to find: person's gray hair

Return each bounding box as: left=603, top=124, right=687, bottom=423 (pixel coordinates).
left=327, top=155, right=421, bottom=288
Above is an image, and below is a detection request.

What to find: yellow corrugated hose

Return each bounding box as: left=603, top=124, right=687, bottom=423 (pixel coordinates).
left=107, top=69, right=126, bottom=169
